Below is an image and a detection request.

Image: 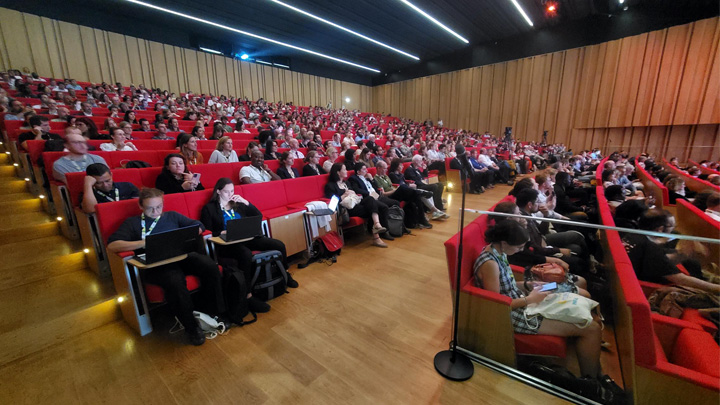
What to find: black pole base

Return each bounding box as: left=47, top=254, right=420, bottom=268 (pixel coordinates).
left=434, top=350, right=474, bottom=381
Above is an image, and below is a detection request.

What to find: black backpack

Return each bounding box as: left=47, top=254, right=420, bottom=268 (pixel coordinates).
left=249, top=250, right=288, bottom=301
left=219, top=259, right=257, bottom=326
left=387, top=205, right=407, bottom=237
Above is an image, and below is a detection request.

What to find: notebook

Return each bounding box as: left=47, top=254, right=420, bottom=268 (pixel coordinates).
left=134, top=225, right=201, bottom=264
left=220, top=215, right=263, bottom=242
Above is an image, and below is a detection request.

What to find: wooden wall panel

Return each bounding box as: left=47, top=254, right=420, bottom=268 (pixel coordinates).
left=372, top=17, right=719, bottom=161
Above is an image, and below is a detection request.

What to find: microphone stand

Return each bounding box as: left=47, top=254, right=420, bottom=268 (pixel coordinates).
left=434, top=151, right=474, bottom=381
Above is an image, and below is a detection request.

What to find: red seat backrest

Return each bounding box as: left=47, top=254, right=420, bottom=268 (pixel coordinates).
left=131, top=139, right=176, bottom=150
left=109, top=151, right=162, bottom=169
left=5, top=121, right=26, bottom=140
left=183, top=189, right=213, bottom=220
left=139, top=167, right=164, bottom=188
left=190, top=163, right=232, bottom=190
left=95, top=199, right=142, bottom=243
left=162, top=193, right=190, bottom=217
left=241, top=181, right=288, bottom=211
left=283, top=176, right=322, bottom=205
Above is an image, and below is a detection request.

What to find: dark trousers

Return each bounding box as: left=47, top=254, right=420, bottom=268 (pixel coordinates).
left=142, top=252, right=225, bottom=329
left=418, top=182, right=444, bottom=210
left=428, top=161, right=446, bottom=175
left=349, top=195, right=389, bottom=227
left=218, top=236, right=287, bottom=285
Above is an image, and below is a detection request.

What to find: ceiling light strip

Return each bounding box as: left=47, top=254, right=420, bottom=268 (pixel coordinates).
left=199, top=47, right=223, bottom=55
left=509, top=0, right=534, bottom=27
left=267, top=0, right=419, bottom=60
left=125, top=0, right=380, bottom=73
left=398, top=0, right=469, bottom=44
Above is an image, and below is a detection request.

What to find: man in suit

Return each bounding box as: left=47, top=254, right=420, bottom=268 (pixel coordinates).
left=404, top=155, right=445, bottom=212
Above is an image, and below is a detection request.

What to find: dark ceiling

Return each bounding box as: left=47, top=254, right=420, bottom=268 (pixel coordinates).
left=2, top=0, right=718, bottom=85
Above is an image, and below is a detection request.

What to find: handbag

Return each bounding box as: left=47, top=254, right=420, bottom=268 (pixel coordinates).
left=525, top=292, right=599, bottom=328
left=530, top=262, right=567, bottom=283
left=340, top=191, right=362, bottom=209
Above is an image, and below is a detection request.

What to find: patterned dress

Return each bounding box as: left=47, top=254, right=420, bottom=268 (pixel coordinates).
left=474, top=247, right=543, bottom=334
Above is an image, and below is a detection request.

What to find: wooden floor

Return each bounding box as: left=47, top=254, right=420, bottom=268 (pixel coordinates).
left=0, top=166, right=577, bottom=404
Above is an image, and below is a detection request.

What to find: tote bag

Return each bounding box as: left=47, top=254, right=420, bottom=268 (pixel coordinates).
left=525, top=292, right=599, bottom=328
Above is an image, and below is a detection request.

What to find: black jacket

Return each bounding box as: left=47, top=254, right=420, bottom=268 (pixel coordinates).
left=200, top=200, right=262, bottom=237
left=277, top=166, right=299, bottom=180
left=155, top=170, right=205, bottom=194
left=302, top=164, right=325, bottom=176
left=348, top=174, right=379, bottom=197
left=404, top=165, right=428, bottom=186
left=324, top=181, right=348, bottom=199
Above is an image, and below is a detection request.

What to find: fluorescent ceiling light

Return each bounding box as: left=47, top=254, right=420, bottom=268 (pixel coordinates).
left=240, top=53, right=250, bottom=60
left=125, top=0, right=380, bottom=73
left=256, top=60, right=272, bottom=65
left=199, top=47, right=222, bottom=55
left=618, top=0, right=625, bottom=3
left=267, top=0, right=419, bottom=60
left=273, top=63, right=290, bottom=68
left=398, top=0, right=469, bottom=44
left=509, top=0, right=534, bottom=27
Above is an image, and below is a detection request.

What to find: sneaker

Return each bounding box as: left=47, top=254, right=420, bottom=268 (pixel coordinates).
left=440, top=211, right=451, bottom=219
left=417, top=222, right=433, bottom=229
left=286, top=274, right=299, bottom=288
left=185, top=324, right=206, bottom=346
left=372, top=224, right=387, bottom=234
left=248, top=296, right=271, bottom=313
left=431, top=211, right=444, bottom=220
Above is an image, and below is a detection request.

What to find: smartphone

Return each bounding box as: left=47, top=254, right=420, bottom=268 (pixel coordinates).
left=192, top=173, right=201, bottom=182
left=540, top=282, right=558, bottom=292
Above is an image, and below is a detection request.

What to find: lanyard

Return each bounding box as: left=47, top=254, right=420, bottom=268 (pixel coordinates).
left=67, top=155, right=89, bottom=172
left=222, top=208, right=236, bottom=220
left=96, top=187, right=119, bottom=202
left=141, top=214, right=161, bottom=240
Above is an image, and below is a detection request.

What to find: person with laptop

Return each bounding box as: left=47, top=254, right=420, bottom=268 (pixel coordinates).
left=200, top=178, right=298, bottom=313
left=106, top=188, right=225, bottom=346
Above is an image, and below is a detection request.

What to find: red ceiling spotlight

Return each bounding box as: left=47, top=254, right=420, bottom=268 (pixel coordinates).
left=545, top=1, right=558, bottom=14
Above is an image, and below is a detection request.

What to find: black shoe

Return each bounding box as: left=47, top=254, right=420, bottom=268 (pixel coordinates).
left=418, top=222, right=433, bottom=229
left=248, top=296, right=271, bottom=313
left=286, top=274, right=299, bottom=288
left=185, top=324, right=205, bottom=346
left=598, top=374, right=625, bottom=404
left=380, top=232, right=395, bottom=241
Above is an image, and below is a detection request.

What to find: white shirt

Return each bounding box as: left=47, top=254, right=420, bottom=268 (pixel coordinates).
left=240, top=164, right=271, bottom=183
left=477, top=154, right=493, bottom=166
left=100, top=143, right=135, bottom=151
left=426, top=149, right=444, bottom=163
left=705, top=209, right=720, bottom=222
left=208, top=150, right=239, bottom=163
left=290, top=150, right=305, bottom=159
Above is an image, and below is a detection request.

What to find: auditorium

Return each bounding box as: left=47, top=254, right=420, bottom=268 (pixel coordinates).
left=0, top=0, right=718, bottom=403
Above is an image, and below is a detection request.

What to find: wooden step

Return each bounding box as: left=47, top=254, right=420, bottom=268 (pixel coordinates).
left=0, top=251, right=86, bottom=292
left=0, top=220, right=59, bottom=246
left=0, top=236, right=81, bottom=270
left=0, top=192, right=32, bottom=203
left=0, top=270, right=116, bottom=335
left=0, top=198, right=42, bottom=215
left=0, top=298, right=119, bottom=367
left=0, top=211, right=57, bottom=229
left=0, top=180, right=28, bottom=193
left=0, top=165, right=16, bottom=176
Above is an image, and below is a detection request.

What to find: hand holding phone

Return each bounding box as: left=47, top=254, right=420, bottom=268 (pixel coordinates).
left=540, top=282, right=558, bottom=292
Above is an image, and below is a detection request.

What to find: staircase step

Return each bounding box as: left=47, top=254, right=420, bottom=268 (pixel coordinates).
left=0, top=198, right=42, bottom=215
left=0, top=270, right=116, bottom=336
left=0, top=298, right=119, bottom=367
left=0, top=192, right=32, bottom=203
left=0, top=211, right=57, bottom=229
left=0, top=236, right=80, bottom=270
left=0, top=221, right=59, bottom=247
left=0, top=180, right=27, bottom=193
left=0, top=251, right=86, bottom=292
left=0, top=165, right=16, bottom=176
